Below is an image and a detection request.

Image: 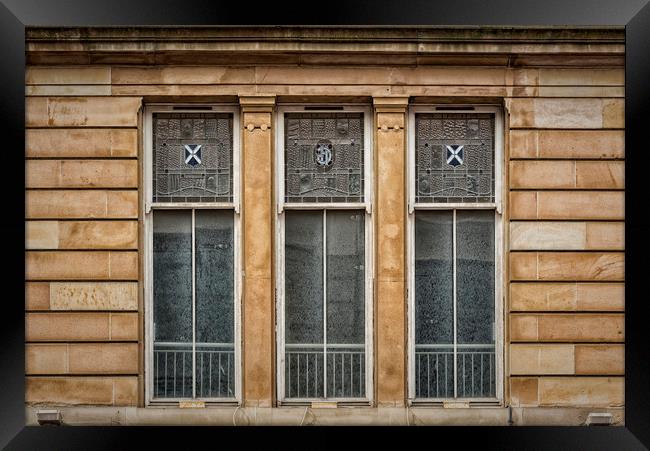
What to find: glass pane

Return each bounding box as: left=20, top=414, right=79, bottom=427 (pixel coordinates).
left=414, top=210, right=454, bottom=398
left=284, top=211, right=324, bottom=398
left=284, top=112, right=364, bottom=203
left=195, top=210, right=235, bottom=398
left=415, top=113, right=495, bottom=203
left=153, top=112, right=233, bottom=203
left=152, top=210, right=192, bottom=398
left=326, top=211, right=365, bottom=398
left=456, top=210, right=495, bottom=398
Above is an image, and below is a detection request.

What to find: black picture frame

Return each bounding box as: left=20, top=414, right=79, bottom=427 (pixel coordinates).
left=2, top=1, right=648, bottom=449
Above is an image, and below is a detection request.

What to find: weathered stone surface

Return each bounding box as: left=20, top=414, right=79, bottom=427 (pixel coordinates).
left=509, top=192, right=537, bottom=220
left=26, top=97, right=141, bottom=127
left=26, top=66, right=111, bottom=85
left=26, top=85, right=112, bottom=96
left=537, top=68, right=624, bottom=86
left=537, top=252, right=624, bottom=281
left=510, top=377, right=538, bottom=407
left=510, top=314, right=624, bottom=342
left=50, top=282, right=138, bottom=310
left=575, top=345, right=624, bottom=375
left=509, top=253, right=537, bottom=280
left=585, top=222, right=624, bottom=250
left=510, top=130, right=625, bottom=160
left=510, top=161, right=575, bottom=189
left=536, top=192, right=624, bottom=220
left=26, top=190, right=139, bottom=219
left=242, top=276, right=272, bottom=407
left=26, top=251, right=139, bottom=280
left=575, top=161, right=624, bottom=189
left=376, top=280, right=405, bottom=405
left=112, top=66, right=256, bottom=85
left=26, top=128, right=137, bottom=158
left=26, top=160, right=138, bottom=188
left=538, top=377, right=624, bottom=407
left=26, top=312, right=110, bottom=341
left=510, top=222, right=585, bottom=250
left=25, top=221, right=59, bottom=249
left=26, top=221, right=138, bottom=249
left=68, top=343, right=139, bottom=374
left=26, top=376, right=138, bottom=406
left=510, top=282, right=624, bottom=311
left=510, top=344, right=574, bottom=375
left=508, top=99, right=624, bottom=129
left=26, top=344, right=68, bottom=374
left=26, top=282, right=50, bottom=310
left=110, top=313, right=139, bottom=340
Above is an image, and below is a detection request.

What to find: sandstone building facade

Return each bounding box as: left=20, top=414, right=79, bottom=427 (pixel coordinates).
left=24, top=26, right=624, bottom=426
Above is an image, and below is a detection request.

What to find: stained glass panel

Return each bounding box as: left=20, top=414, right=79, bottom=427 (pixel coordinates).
left=284, top=113, right=364, bottom=203
left=153, top=112, right=233, bottom=203
left=415, top=113, right=495, bottom=203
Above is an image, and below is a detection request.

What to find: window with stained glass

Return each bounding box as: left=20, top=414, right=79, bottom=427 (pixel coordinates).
left=153, top=112, right=233, bottom=203
left=415, top=113, right=495, bottom=203
left=411, top=108, right=500, bottom=401
left=147, top=108, right=238, bottom=402
left=284, top=112, right=364, bottom=203
left=279, top=107, right=370, bottom=402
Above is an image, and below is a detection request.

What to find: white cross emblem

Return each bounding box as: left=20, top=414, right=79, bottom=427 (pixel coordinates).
left=184, top=144, right=202, bottom=166
left=446, top=145, right=464, bottom=167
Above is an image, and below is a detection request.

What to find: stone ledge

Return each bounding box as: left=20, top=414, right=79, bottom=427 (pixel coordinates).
left=25, top=405, right=624, bottom=426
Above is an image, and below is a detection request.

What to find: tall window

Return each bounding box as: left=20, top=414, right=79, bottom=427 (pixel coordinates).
left=277, top=107, right=373, bottom=403
left=145, top=106, right=240, bottom=403
left=408, top=106, right=503, bottom=402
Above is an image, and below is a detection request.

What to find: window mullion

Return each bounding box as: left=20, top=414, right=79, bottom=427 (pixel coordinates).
left=452, top=208, right=458, bottom=399
left=191, top=208, right=196, bottom=399
left=323, top=209, right=328, bottom=399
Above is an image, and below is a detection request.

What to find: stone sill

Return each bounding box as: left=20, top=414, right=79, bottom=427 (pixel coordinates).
left=25, top=405, right=624, bottom=426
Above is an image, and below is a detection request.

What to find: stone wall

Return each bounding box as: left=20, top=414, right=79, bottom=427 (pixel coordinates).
left=24, top=26, right=625, bottom=422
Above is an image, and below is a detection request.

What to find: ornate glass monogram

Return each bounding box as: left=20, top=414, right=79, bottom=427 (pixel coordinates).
left=284, top=113, right=364, bottom=203
left=153, top=113, right=233, bottom=203
left=415, top=113, right=495, bottom=203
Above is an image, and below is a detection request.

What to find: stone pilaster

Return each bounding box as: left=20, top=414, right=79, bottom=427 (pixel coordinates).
left=239, top=96, right=276, bottom=406
left=373, top=97, right=409, bottom=406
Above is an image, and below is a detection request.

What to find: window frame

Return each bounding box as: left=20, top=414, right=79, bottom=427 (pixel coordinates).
left=406, top=104, right=505, bottom=405
left=143, top=104, right=242, bottom=405
left=275, top=104, right=374, bottom=405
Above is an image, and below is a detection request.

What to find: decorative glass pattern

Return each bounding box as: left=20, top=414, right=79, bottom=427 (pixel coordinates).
left=415, top=113, right=495, bottom=203
left=153, top=113, right=233, bottom=203
left=284, top=113, right=364, bottom=203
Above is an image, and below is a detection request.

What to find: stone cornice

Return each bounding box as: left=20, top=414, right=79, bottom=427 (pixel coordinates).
left=25, top=26, right=625, bottom=67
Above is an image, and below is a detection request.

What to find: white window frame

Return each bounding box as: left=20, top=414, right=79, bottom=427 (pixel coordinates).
left=406, top=104, right=504, bottom=405
left=275, top=104, right=374, bottom=405
left=143, top=104, right=242, bottom=405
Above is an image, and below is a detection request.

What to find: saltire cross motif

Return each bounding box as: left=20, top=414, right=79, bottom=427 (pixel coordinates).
left=184, top=144, right=202, bottom=166
left=446, top=145, right=464, bottom=167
